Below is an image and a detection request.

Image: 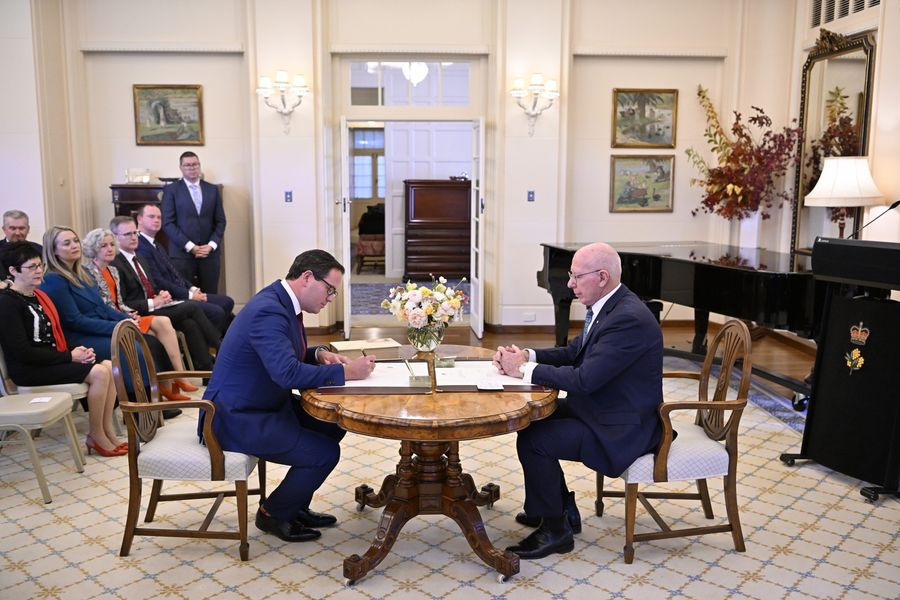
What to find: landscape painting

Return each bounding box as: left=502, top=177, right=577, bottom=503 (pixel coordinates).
left=133, top=84, right=204, bottom=145
left=609, top=155, right=674, bottom=212
left=612, top=88, right=677, bottom=148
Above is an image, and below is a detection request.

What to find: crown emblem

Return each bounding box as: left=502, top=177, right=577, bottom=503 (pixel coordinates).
left=849, top=322, right=870, bottom=346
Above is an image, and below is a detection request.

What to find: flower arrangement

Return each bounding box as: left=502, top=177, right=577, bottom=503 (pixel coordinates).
left=382, top=276, right=468, bottom=350
left=382, top=276, right=468, bottom=327
left=804, top=86, right=861, bottom=223
left=685, top=85, right=802, bottom=220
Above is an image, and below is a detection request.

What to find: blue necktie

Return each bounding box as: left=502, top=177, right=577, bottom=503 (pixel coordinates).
left=189, top=183, right=202, bottom=214
left=582, top=307, right=594, bottom=342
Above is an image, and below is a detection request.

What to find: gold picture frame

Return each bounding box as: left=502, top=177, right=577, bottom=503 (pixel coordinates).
left=133, top=84, right=204, bottom=146
left=609, top=155, right=674, bottom=213
left=612, top=88, right=678, bottom=148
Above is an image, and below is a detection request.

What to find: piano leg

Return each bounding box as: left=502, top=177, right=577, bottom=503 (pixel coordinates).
left=553, top=297, right=573, bottom=347
left=692, top=310, right=709, bottom=355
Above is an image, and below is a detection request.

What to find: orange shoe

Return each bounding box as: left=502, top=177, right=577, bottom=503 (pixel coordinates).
left=173, top=379, right=200, bottom=392
left=86, top=435, right=128, bottom=457
left=160, top=386, right=190, bottom=402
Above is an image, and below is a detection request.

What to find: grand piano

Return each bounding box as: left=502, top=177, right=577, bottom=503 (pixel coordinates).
left=537, top=241, right=817, bottom=394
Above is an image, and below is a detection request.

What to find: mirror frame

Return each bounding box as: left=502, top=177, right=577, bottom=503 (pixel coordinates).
left=790, top=29, right=876, bottom=269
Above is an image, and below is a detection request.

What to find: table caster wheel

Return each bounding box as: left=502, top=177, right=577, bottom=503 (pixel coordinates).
left=356, top=502, right=366, bottom=512
left=791, top=394, right=808, bottom=411
left=345, top=579, right=356, bottom=587
left=497, top=574, right=508, bottom=583
left=860, top=488, right=879, bottom=502
left=779, top=454, right=795, bottom=467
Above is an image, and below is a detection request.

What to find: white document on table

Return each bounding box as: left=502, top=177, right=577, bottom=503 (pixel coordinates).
left=318, top=361, right=430, bottom=388
left=434, top=360, right=527, bottom=390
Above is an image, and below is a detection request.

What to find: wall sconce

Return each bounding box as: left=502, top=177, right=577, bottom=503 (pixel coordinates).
left=256, top=70, right=311, bottom=134
left=511, top=73, right=560, bottom=136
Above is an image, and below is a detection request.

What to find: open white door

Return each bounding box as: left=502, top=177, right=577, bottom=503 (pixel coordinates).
left=469, top=118, right=485, bottom=338
left=338, top=117, right=352, bottom=339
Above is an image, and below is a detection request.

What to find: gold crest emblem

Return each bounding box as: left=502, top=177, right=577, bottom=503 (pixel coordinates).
left=849, top=321, right=870, bottom=346
left=845, top=347, right=865, bottom=375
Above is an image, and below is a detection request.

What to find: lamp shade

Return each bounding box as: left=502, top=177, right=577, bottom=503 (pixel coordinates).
left=804, top=156, right=885, bottom=207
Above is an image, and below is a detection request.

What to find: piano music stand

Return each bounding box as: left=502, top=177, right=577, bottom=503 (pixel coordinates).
left=780, top=237, right=900, bottom=503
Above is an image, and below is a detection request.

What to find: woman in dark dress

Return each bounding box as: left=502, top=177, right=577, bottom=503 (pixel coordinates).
left=0, top=241, right=125, bottom=456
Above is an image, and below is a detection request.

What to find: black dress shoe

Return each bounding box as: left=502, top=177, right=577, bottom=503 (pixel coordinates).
left=255, top=508, right=321, bottom=542
left=295, top=506, right=337, bottom=528
left=162, top=408, right=183, bottom=419
left=506, top=516, right=574, bottom=560
left=515, top=491, right=582, bottom=533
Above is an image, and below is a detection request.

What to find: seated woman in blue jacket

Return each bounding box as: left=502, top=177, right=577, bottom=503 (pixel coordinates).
left=40, top=226, right=174, bottom=395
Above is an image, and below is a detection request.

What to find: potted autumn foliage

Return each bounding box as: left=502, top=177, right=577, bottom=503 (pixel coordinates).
left=686, top=85, right=802, bottom=220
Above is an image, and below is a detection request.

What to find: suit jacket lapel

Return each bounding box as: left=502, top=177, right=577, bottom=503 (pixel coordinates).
left=574, top=286, right=628, bottom=360
left=272, top=282, right=303, bottom=356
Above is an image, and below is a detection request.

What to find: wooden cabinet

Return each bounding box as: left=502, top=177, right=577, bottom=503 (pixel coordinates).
left=404, top=179, right=471, bottom=280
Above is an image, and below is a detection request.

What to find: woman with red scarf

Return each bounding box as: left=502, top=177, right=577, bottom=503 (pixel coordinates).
left=0, top=241, right=125, bottom=457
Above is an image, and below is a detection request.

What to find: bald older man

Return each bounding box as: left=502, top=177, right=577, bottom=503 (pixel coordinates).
left=494, top=242, right=663, bottom=559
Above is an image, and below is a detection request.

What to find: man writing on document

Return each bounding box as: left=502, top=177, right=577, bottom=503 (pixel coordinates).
left=202, top=249, right=376, bottom=542
left=494, top=242, right=663, bottom=560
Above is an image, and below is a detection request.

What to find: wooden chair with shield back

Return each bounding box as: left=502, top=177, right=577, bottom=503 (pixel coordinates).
left=110, top=320, right=266, bottom=561
left=596, top=319, right=752, bottom=563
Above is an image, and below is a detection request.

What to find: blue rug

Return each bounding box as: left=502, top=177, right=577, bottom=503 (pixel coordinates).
left=665, top=357, right=805, bottom=432
left=351, top=281, right=471, bottom=315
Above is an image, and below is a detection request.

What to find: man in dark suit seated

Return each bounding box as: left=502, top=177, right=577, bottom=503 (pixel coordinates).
left=1, top=210, right=43, bottom=255
left=109, top=216, right=220, bottom=372
left=134, top=204, right=234, bottom=333
left=494, top=242, right=664, bottom=560
left=161, top=151, right=226, bottom=294
left=202, top=249, right=376, bottom=542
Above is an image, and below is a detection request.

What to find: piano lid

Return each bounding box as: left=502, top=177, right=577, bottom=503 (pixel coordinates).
left=541, top=241, right=803, bottom=273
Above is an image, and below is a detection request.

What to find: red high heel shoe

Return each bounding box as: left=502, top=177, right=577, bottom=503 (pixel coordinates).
left=173, top=379, right=199, bottom=392
left=160, top=386, right=190, bottom=402
left=86, top=435, right=128, bottom=457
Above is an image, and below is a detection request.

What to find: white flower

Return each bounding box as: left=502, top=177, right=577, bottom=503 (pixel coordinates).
left=407, top=308, right=428, bottom=328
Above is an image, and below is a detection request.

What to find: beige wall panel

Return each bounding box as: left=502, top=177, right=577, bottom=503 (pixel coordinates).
left=329, top=0, right=489, bottom=50
left=572, top=0, right=733, bottom=51
left=0, top=0, right=45, bottom=237
left=81, top=52, right=252, bottom=303
left=77, top=0, right=243, bottom=50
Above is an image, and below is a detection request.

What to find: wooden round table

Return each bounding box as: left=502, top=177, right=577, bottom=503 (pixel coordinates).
left=300, top=344, right=557, bottom=584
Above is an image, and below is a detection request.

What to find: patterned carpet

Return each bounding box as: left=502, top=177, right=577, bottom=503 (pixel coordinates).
left=1, top=359, right=898, bottom=599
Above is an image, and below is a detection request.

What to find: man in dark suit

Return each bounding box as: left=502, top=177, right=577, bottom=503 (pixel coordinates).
left=203, top=250, right=376, bottom=543
left=109, top=216, right=220, bottom=371
left=494, top=242, right=663, bottom=559
left=1, top=210, right=42, bottom=255
left=134, top=204, right=234, bottom=333
left=161, top=151, right=226, bottom=293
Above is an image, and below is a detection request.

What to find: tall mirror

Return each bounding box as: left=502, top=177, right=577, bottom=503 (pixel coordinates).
left=790, top=29, right=876, bottom=270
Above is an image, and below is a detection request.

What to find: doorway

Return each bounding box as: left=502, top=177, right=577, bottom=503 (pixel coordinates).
left=345, top=120, right=477, bottom=328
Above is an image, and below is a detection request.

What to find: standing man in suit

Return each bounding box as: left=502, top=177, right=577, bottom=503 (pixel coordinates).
left=135, top=204, right=234, bottom=333
left=161, top=151, right=226, bottom=293
left=109, top=216, right=220, bottom=372
left=203, top=249, right=376, bottom=542
left=1, top=210, right=42, bottom=255
left=494, top=242, right=663, bottom=560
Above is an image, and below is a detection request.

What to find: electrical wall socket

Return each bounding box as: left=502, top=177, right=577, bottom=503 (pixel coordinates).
left=285, top=191, right=293, bottom=202
left=523, top=312, right=536, bottom=322
left=527, top=190, right=535, bottom=202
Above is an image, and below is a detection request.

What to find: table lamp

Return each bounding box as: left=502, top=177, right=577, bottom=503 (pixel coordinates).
left=804, top=156, right=885, bottom=238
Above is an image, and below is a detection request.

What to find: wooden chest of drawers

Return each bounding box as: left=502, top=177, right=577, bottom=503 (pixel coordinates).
left=404, top=179, right=471, bottom=280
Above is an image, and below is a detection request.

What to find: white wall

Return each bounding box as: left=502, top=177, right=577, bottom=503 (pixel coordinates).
left=0, top=0, right=45, bottom=238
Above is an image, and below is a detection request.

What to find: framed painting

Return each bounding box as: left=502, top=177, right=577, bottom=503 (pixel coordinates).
left=133, top=84, right=204, bottom=145
left=609, top=155, right=674, bottom=213
left=612, top=88, right=677, bottom=148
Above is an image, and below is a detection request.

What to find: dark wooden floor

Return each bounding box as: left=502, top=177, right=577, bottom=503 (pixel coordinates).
left=310, top=321, right=815, bottom=399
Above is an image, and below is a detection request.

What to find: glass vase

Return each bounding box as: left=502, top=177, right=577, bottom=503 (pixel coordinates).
left=407, top=323, right=445, bottom=352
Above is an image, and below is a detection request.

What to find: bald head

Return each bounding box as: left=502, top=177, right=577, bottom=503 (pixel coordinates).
left=568, top=242, right=622, bottom=306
